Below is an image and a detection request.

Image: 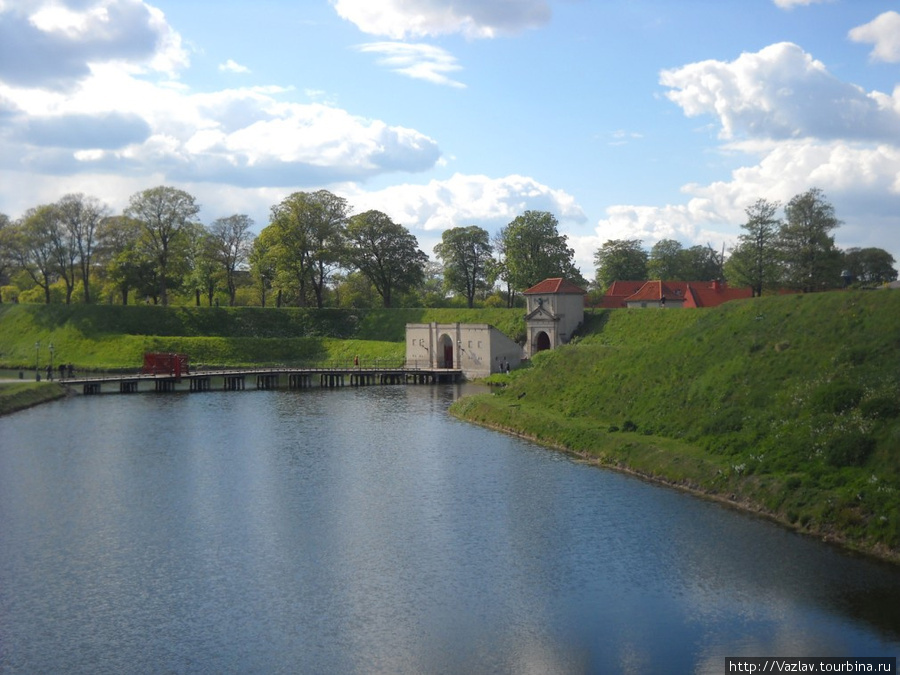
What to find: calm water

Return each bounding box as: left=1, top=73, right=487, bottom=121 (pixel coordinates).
left=1, top=385, right=898, bottom=674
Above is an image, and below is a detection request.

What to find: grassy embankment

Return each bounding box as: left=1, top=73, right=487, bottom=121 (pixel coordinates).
left=0, top=381, right=66, bottom=415
left=0, top=304, right=525, bottom=371
left=452, top=291, right=900, bottom=562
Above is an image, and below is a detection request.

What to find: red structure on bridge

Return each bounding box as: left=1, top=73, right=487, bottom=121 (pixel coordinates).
left=142, top=353, right=189, bottom=379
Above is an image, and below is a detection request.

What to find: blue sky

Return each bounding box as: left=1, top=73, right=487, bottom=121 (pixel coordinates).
left=2, top=0, right=899, bottom=277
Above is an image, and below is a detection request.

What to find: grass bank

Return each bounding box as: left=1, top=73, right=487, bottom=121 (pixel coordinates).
left=452, top=291, right=900, bottom=563
left=0, top=304, right=524, bottom=371
left=0, top=381, right=66, bottom=416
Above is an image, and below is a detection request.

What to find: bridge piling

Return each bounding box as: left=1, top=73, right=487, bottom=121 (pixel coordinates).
left=289, top=373, right=312, bottom=389
left=223, top=375, right=245, bottom=391
left=154, top=379, right=176, bottom=393
left=190, top=377, right=211, bottom=392
left=256, top=374, right=279, bottom=390
left=119, top=380, right=138, bottom=394
left=320, top=373, right=345, bottom=388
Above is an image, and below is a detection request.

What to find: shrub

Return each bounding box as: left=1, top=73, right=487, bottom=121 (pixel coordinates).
left=704, top=407, right=744, bottom=434
left=823, top=433, right=875, bottom=467
left=622, top=420, right=638, bottom=432
left=859, top=395, right=900, bottom=420
left=812, top=381, right=864, bottom=414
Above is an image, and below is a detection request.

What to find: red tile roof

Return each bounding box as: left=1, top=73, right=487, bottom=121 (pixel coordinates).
left=686, top=281, right=753, bottom=307
left=597, top=280, right=645, bottom=308
left=599, top=280, right=752, bottom=308
left=606, top=280, right=646, bottom=297
left=523, top=278, right=587, bottom=295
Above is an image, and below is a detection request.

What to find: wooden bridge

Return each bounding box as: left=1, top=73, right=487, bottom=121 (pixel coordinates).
left=61, top=363, right=463, bottom=396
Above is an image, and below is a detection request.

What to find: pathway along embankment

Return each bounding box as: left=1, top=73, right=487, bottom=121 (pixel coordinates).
left=451, top=291, right=900, bottom=565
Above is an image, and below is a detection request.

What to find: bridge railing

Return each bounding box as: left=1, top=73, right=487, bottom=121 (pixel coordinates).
left=191, top=358, right=444, bottom=373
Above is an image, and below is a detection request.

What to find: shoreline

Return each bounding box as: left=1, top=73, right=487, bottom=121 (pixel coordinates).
left=450, top=408, right=900, bottom=568
left=0, top=381, right=68, bottom=417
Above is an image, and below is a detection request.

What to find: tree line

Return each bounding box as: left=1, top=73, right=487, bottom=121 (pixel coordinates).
left=594, top=188, right=897, bottom=295
left=0, top=186, right=584, bottom=308
left=2, top=186, right=895, bottom=309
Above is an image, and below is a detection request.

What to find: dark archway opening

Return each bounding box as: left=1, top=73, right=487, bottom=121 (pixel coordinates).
left=440, top=334, right=454, bottom=368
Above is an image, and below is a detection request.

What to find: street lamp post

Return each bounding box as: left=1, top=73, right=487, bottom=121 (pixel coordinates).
left=49, top=343, right=54, bottom=381
left=34, top=341, right=40, bottom=381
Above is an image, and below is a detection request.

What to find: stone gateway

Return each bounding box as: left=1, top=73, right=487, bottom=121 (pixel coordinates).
left=405, top=277, right=586, bottom=379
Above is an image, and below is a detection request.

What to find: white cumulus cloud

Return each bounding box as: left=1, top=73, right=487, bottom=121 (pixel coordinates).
left=347, top=173, right=585, bottom=232
left=584, top=139, right=900, bottom=259
left=0, top=1, right=443, bottom=192
left=1, top=71, right=443, bottom=185
left=343, top=172, right=587, bottom=269
left=849, top=11, right=900, bottom=64
left=660, top=42, right=900, bottom=142
left=582, top=41, right=900, bottom=270
left=0, top=0, right=189, bottom=89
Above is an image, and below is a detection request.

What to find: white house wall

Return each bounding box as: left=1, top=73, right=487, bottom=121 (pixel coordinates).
left=406, top=322, right=523, bottom=379
left=523, top=293, right=585, bottom=356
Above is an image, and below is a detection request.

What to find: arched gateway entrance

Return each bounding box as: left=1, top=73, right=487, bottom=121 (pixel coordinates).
left=522, top=278, right=586, bottom=357
left=439, top=334, right=454, bottom=368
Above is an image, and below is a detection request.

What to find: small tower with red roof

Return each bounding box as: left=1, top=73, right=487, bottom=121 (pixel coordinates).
left=522, top=278, right=586, bottom=357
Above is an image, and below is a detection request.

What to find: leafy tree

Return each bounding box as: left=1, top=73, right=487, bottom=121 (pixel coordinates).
left=841, top=247, right=897, bottom=285
left=44, top=203, right=81, bottom=304
left=647, top=239, right=684, bottom=280
left=125, top=186, right=200, bottom=305
left=332, top=271, right=379, bottom=309
left=681, top=244, right=724, bottom=282
left=210, top=214, right=255, bottom=306
left=778, top=188, right=842, bottom=292
left=725, top=198, right=782, bottom=297
left=433, top=225, right=493, bottom=308
left=306, top=190, right=350, bottom=309
left=261, top=215, right=310, bottom=307
left=56, top=193, right=108, bottom=303
left=498, top=211, right=583, bottom=293
left=0, top=213, right=13, bottom=302
left=95, top=215, right=155, bottom=305
left=418, top=260, right=449, bottom=307
left=344, top=210, right=427, bottom=308
left=182, top=223, right=221, bottom=306
left=593, top=238, right=648, bottom=289
left=265, top=190, right=348, bottom=308
left=248, top=227, right=277, bottom=307
left=9, top=206, right=58, bottom=304
left=489, top=233, right=516, bottom=307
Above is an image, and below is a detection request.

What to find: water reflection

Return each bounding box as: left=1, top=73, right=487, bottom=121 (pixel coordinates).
left=0, top=386, right=898, bottom=674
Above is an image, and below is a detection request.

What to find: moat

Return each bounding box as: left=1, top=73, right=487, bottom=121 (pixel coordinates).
left=1, top=385, right=898, bottom=674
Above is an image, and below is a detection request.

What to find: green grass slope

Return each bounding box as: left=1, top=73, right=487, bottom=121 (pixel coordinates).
left=0, top=304, right=524, bottom=370
left=453, top=291, right=900, bottom=561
